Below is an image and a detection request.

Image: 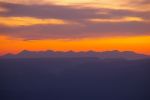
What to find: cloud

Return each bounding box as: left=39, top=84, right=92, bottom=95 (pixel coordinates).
left=1, top=0, right=149, bottom=11
left=0, top=0, right=48, bottom=5
left=0, top=1, right=150, bottom=40
left=88, top=17, right=145, bottom=23
left=1, top=2, right=150, bottom=21
left=0, top=17, right=70, bottom=27
left=0, top=21, right=150, bottom=40
left=0, top=2, right=103, bottom=21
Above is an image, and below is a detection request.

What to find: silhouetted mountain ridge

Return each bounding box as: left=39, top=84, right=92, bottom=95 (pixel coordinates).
left=1, top=50, right=150, bottom=60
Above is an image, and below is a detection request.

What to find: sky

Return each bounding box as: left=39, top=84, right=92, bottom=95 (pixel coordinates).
left=0, top=0, right=150, bottom=55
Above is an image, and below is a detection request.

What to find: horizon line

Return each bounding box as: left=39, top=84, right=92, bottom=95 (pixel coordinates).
left=1, top=49, right=150, bottom=56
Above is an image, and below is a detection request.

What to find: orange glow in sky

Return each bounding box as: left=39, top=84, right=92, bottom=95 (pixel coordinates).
left=0, top=0, right=150, bottom=55
left=0, top=35, right=150, bottom=55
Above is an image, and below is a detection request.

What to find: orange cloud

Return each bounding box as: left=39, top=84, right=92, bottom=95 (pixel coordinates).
left=89, top=16, right=144, bottom=23
left=0, top=7, right=8, bottom=12
left=1, top=0, right=150, bottom=11
left=0, top=17, right=69, bottom=27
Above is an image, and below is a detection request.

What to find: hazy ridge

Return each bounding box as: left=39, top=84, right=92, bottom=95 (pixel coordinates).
left=1, top=50, right=150, bottom=60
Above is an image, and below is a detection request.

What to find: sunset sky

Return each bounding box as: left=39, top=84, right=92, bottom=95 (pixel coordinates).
left=0, top=0, right=150, bottom=55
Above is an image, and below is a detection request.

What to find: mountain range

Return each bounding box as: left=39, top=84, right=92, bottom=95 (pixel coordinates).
left=1, top=50, right=150, bottom=60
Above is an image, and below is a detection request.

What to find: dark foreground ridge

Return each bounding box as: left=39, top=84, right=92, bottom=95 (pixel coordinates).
left=0, top=58, right=150, bottom=100
left=1, top=50, right=150, bottom=60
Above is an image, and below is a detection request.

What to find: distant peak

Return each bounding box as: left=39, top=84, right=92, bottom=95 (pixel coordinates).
left=21, top=50, right=31, bottom=52
left=112, top=50, right=120, bottom=52
left=122, top=51, right=136, bottom=54
left=19, top=50, right=32, bottom=54
left=46, top=50, right=54, bottom=53
left=103, top=50, right=120, bottom=53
